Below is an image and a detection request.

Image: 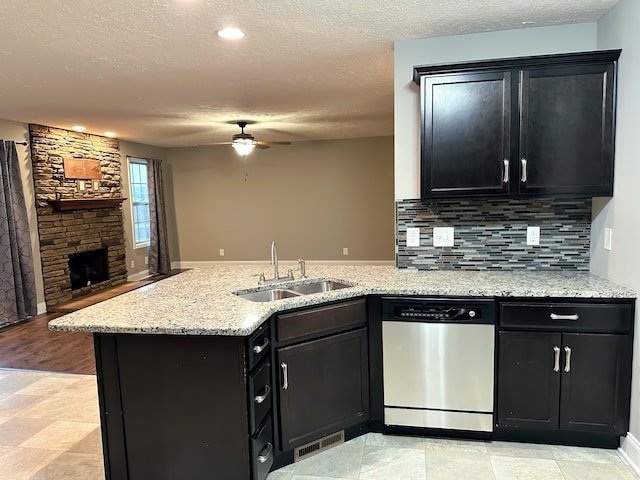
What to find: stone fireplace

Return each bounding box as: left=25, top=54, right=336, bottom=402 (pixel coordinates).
left=30, top=124, right=127, bottom=308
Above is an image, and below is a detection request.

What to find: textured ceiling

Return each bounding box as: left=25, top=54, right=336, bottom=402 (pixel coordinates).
left=0, top=0, right=619, bottom=147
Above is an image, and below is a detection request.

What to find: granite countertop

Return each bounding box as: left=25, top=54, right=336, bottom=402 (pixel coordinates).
left=48, top=265, right=636, bottom=336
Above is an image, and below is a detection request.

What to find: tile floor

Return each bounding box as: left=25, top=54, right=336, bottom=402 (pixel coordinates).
left=1, top=368, right=638, bottom=480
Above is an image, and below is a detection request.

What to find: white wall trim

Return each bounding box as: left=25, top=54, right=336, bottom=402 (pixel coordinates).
left=37, top=302, right=47, bottom=315
left=127, top=269, right=151, bottom=282
left=173, top=260, right=395, bottom=269
left=620, top=433, right=640, bottom=475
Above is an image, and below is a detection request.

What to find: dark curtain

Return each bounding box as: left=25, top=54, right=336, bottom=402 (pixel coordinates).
left=147, top=158, right=171, bottom=275
left=0, top=140, right=37, bottom=327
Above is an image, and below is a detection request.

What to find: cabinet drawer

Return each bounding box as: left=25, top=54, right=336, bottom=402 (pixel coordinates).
left=277, top=298, right=367, bottom=342
left=252, top=415, right=274, bottom=480
left=500, top=302, right=633, bottom=333
left=248, top=321, right=271, bottom=371
left=249, top=360, right=272, bottom=433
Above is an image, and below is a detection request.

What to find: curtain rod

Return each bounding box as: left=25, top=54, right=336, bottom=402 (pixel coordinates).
left=10, top=141, right=29, bottom=146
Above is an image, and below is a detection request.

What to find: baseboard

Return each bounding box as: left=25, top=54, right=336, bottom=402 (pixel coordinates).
left=127, top=269, right=151, bottom=282
left=37, top=302, right=47, bottom=315
left=173, top=260, right=395, bottom=268
left=620, top=433, right=640, bottom=475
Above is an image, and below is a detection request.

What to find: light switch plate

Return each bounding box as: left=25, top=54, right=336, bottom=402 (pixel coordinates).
left=433, top=227, right=454, bottom=247
left=526, top=226, right=540, bottom=246
left=406, top=227, right=420, bottom=247
left=604, top=228, right=612, bottom=251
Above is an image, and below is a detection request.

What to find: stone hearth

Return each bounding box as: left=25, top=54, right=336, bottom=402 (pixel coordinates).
left=30, top=124, right=127, bottom=308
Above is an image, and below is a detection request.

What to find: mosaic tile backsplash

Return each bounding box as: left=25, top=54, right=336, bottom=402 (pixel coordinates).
left=396, top=198, right=592, bottom=270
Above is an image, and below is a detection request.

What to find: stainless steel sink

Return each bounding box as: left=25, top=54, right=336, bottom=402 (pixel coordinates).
left=236, top=288, right=301, bottom=302
left=289, top=280, right=352, bottom=295
left=234, top=280, right=353, bottom=302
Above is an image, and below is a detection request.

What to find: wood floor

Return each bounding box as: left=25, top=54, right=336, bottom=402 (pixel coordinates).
left=0, top=270, right=185, bottom=375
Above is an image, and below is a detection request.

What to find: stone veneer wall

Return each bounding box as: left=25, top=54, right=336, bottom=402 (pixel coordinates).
left=396, top=198, right=592, bottom=270
left=29, top=124, right=127, bottom=308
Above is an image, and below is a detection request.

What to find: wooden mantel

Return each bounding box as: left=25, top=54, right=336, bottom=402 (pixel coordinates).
left=47, top=197, right=127, bottom=212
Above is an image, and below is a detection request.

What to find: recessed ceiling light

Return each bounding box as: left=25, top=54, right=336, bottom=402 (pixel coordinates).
left=72, top=125, right=86, bottom=132
left=216, top=28, right=246, bottom=40
left=104, top=131, right=116, bottom=137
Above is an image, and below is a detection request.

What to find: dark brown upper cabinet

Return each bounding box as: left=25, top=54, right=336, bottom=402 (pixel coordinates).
left=414, top=50, right=620, bottom=199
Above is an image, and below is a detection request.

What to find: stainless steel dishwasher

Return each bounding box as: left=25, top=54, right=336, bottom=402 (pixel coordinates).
left=382, top=297, right=495, bottom=433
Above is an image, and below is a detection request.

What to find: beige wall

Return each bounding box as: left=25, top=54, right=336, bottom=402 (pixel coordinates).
left=165, top=136, right=394, bottom=264
left=119, top=140, right=166, bottom=278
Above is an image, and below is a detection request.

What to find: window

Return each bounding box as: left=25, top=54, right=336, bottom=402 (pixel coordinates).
left=129, top=158, right=150, bottom=246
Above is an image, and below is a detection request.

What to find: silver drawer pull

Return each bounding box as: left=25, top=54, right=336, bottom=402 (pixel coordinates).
left=254, top=384, right=271, bottom=404
left=553, top=346, right=560, bottom=372
left=257, top=442, right=273, bottom=464
left=521, top=158, right=528, bottom=183
left=503, top=159, right=509, bottom=183
left=550, top=313, right=579, bottom=321
left=564, top=346, right=572, bottom=373
left=253, top=337, right=269, bottom=354
left=281, top=362, right=288, bottom=390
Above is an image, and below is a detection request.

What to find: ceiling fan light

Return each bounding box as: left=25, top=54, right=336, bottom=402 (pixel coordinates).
left=232, top=139, right=256, bottom=156
left=216, top=28, right=246, bottom=40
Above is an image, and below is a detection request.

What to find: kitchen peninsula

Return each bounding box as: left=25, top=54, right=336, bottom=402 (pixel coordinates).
left=49, top=265, right=636, bottom=480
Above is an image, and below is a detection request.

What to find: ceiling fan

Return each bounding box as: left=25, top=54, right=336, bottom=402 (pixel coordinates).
left=214, top=121, right=291, bottom=155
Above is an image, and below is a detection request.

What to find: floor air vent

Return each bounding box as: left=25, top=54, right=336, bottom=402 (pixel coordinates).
left=294, top=430, right=345, bottom=462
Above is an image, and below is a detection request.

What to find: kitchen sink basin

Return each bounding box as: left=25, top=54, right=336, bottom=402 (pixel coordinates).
left=289, top=280, right=352, bottom=295
left=235, top=280, right=353, bottom=302
left=236, top=289, right=301, bottom=302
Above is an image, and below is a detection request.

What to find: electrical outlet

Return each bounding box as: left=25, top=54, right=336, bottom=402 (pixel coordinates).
left=406, top=227, right=420, bottom=247
left=144, top=256, right=149, bottom=265
left=433, top=227, right=454, bottom=247
left=219, top=248, right=225, bottom=257
left=526, top=226, right=540, bottom=246
left=604, top=228, right=612, bottom=251
left=130, top=260, right=135, bottom=268
left=343, top=247, right=349, bottom=256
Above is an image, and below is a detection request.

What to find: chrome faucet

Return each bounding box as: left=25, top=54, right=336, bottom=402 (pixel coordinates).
left=258, top=241, right=295, bottom=285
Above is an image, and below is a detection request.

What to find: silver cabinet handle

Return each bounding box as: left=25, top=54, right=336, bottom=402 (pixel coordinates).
left=254, top=384, right=271, bottom=404
left=503, top=159, right=509, bottom=183
left=521, top=158, right=528, bottom=183
left=253, top=337, right=269, bottom=354
left=550, top=313, right=579, bottom=321
left=281, top=362, right=288, bottom=390
left=564, top=346, right=572, bottom=373
left=257, top=442, right=273, bottom=464
left=553, top=346, right=560, bottom=372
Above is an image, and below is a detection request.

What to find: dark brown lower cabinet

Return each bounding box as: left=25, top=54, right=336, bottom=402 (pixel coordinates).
left=559, top=333, right=631, bottom=433
left=94, top=319, right=273, bottom=480
left=498, top=332, right=630, bottom=434
left=496, top=300, right=634, bottom=447
left=277, top=327, right=369, bottom=451
left=497, top=332, right=561, bottom=431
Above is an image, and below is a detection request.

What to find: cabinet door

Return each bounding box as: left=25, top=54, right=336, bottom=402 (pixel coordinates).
left=421, top=71, right=512, bottom=198
left=560, top=333, right=631, bottom=434
left=497, top=331, right=561, bottom=430
left=518, top=63, right=615, bottom=196
left=277, top=328, right=369, bottom=451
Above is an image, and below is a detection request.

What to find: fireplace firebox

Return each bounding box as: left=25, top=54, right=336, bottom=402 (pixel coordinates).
left=68, top=248, right=109, bottom=290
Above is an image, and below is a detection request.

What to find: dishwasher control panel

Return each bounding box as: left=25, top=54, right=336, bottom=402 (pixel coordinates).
left=382, top=298, right=495, bottom=324
left=396, top=306, right=478, bottom=320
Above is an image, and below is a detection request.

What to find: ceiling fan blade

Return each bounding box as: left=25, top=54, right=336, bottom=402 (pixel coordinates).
left=206, top=141, right=233, bottom=146
left=255, top=143, right=271, bottom=150
left=257, top=141, right=292, bottom=146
